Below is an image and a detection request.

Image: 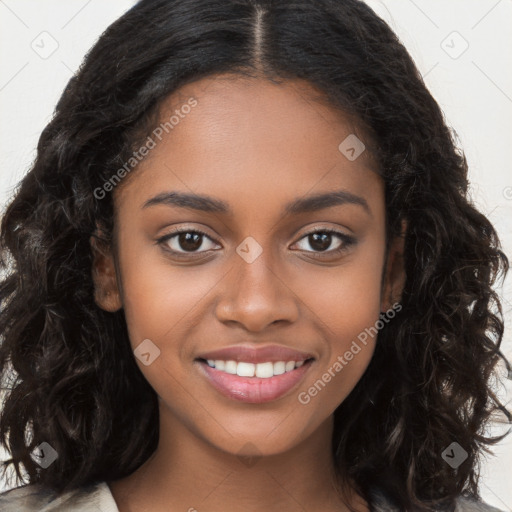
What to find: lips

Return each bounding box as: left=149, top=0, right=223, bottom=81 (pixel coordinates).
left=195, top=345, right=315, bottom=404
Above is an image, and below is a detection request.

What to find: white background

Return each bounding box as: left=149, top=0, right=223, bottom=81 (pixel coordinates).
left=0, top=0, right=511, bottom=509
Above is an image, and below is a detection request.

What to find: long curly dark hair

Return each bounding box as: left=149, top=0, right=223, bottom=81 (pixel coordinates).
left=1, top=0, right=510, bottom=510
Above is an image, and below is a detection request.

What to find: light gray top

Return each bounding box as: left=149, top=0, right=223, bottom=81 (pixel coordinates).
left=0, top=481, right=118, bottom=512
left=0, top=480, right=507, bottom=511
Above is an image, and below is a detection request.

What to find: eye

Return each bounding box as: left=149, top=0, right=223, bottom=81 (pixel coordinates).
left=156, top=226, right=356, bottom=260
left=293, top=228, right=356, bottom=257
left=157, top=228, right=220, bottom=256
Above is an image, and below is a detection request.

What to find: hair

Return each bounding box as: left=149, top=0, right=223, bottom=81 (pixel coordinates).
left=0, top=0, right=510, bottom=510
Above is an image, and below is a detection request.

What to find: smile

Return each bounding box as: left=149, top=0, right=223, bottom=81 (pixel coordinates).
left=197, top=357, right=315, bottom=404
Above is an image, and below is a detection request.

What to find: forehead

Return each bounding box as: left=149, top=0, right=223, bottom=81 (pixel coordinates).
left=114, top=74, right=382, bottom=215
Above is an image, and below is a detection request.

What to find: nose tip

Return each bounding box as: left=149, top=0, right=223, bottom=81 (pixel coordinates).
left=214, top=246, right=299, bottom=331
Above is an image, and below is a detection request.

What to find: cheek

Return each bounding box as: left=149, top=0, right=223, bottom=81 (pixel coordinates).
left=298, top=237, right=385, bottom=338
left=294, top=239, right=385, bottom=409
left=118, top=247, right=222, bottom=347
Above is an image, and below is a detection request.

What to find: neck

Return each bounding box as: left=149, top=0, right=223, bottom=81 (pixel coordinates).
left=108, top=403, right=368, bottom=512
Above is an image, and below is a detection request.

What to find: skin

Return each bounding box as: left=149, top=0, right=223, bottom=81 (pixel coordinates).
left=91, top=74, right=405, bottom=512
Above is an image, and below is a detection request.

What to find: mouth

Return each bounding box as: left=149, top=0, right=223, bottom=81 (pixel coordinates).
left=195, top=356, right=315, bottom=404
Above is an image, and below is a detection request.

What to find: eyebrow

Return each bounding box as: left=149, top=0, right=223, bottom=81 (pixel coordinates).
left=142, top=189, right=370, bottom=216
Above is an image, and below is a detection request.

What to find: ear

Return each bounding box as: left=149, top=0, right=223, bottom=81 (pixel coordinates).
left=90, top=228, right=122, bottom=312
left=380, top=220, right=406, bottom=312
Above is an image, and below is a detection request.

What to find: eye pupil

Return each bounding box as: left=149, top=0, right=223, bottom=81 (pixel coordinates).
left=309, top=232, right=331, bottom=252
left=179, top=232, right=202, bottom=251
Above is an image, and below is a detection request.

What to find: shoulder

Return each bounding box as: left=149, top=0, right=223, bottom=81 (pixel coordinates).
left=454, top=495, right=506, bottom=512
left=368, top=486, right=506, bottom=512
left=0, top=480, right=119, bottom=511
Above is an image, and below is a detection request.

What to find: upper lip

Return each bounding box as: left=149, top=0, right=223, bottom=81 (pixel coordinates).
left=196, top=345, right=315, bottom=364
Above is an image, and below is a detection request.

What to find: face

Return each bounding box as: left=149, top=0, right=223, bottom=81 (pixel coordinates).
left=91, top=74, right=404, bottom=458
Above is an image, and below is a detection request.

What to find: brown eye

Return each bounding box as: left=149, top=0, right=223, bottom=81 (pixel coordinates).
left=175, top=232, right=203, bottom=252
left=294, top=229, right=355, bottom=254
left=158, top=228, right=220, bottom=255
left=306, top=232, right=335, bottom=252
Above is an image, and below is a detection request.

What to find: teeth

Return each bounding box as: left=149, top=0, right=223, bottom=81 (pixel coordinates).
left=204, top=359, right=308, bottom=378
left=237, top=362, right=255, bottom=377
left=285, top=361, right=295, bottom=372
left=255, top=362, right=273, bottom=378
left=225, top=360, right=237, bottom=374
left=273, top=361, right=285, bottom=375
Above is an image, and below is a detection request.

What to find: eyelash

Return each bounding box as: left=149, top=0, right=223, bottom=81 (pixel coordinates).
left=156, top=227, right=356, bottom=260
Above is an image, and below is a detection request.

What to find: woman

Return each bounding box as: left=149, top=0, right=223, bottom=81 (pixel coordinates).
left=0, top=0, right=509, bottom=510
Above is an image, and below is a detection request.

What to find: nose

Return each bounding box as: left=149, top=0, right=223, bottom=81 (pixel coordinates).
left=214, top=245, right=300, bottom=332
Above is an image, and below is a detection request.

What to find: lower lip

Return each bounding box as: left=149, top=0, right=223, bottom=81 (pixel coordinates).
left=197, top=360, right=314, bottom=404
